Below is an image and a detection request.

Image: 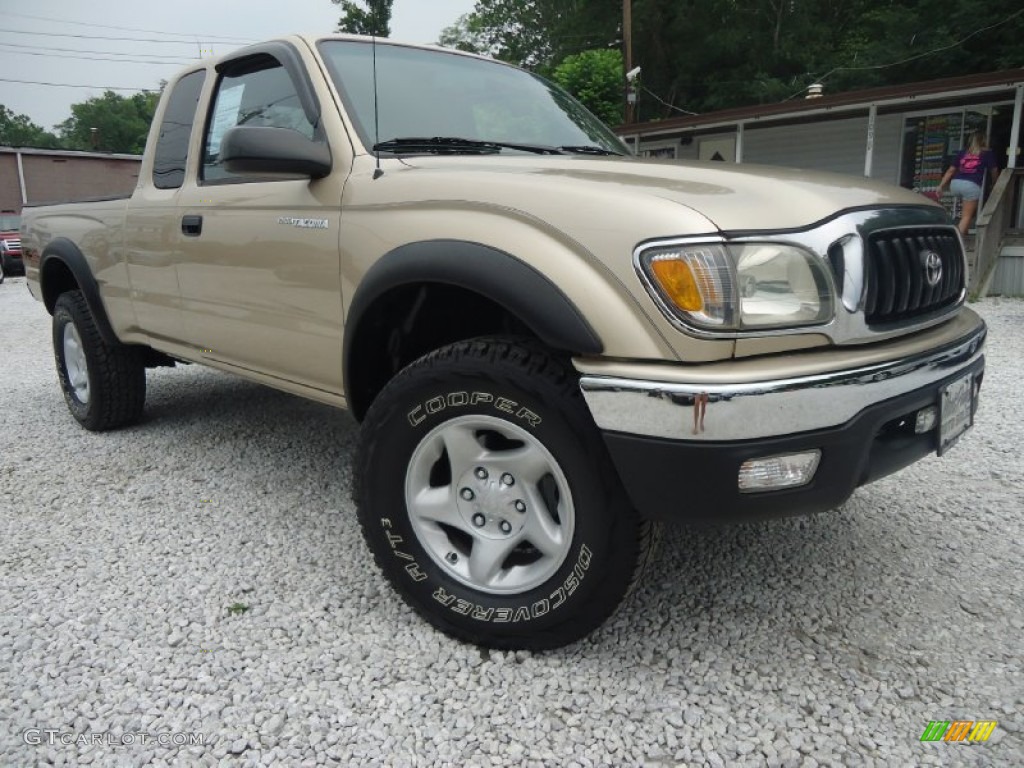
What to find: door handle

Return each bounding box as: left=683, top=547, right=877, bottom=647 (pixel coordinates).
left=182, top=215, right=203, bottom=237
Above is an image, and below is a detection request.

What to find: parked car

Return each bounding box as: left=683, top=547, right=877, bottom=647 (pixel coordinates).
left=0, top=211, right=24, bottom=277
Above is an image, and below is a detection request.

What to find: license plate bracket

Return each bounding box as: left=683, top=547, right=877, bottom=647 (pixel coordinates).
left=938, top=372, right=975, bottom=456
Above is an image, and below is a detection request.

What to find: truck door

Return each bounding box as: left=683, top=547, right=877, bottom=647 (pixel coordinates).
left=175, top=45, right=346, bottom=395
left=124, top=69, right=206, bottom=344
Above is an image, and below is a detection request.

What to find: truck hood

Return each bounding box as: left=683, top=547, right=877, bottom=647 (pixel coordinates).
left=396, top=154, right=936, bottom=233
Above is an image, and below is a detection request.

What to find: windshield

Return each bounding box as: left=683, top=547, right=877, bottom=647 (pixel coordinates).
left=317, top=40, right=628, bottom=156
left=0, top=213, right=20, bottom=231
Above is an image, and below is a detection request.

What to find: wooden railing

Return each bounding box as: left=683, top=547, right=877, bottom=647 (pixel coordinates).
left=971, top=169, right=1023, bottom=297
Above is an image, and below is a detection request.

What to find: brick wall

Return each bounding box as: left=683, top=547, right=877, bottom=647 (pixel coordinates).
left=0, top=150, right=142, bottom=215
left=0, top=154, right=21, bottom=214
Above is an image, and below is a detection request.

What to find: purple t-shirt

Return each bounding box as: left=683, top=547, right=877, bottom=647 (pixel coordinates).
left=954, top=148, right=998, bottom=186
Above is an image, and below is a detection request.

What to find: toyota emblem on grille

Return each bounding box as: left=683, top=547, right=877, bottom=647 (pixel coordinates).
left=921, top=250, right=943, bottom=287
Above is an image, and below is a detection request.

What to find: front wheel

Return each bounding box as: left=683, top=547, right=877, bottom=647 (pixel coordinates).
left=355, top=338, right=656, bottom=650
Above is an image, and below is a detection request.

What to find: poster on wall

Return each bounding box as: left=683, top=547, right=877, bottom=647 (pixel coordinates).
left=901, top=110, right=989, bottom=220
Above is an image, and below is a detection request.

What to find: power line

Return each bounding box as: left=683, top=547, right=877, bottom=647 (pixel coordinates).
left=0, top=27, right=242, bottom=46
left=640, top=85, right=699, bottom=116
left=785, top=8, right=1024, bottom=101
left=0, top=48, right=193, bottom=66
left=0, top=41, right=200, bottom=60
left=2, top=12, right=254, bottom=43
left=0, top=77, right=158, bottom=92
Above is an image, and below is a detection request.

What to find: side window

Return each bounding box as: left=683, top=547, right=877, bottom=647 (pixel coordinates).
left=203, top=61, right=315, bottom=183
left=152, top=70, right=206, bottom=189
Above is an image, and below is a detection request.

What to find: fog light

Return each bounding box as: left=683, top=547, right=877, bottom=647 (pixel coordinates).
left=915, top=406, right=938, bottom=434
left=738, top=450, right=821, bottom=493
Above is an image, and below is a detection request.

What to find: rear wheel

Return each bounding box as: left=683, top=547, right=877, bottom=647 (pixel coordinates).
left=53, top=290, right=146, bottom=431
left=355, top=338, right=656, bottom=649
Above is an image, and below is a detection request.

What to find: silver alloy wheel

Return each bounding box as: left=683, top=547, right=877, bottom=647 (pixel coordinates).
left=405, top=414, right=575, bottom=595
left=62, top=323, right=90, bottom=403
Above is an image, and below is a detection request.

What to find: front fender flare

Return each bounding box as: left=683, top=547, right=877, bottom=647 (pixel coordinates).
left=343, top=239, right=603, bottom=400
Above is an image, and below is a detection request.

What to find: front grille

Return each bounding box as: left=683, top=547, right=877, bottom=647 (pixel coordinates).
left=863, top=228, right=963, bottom=326
left=1, top=238, right=20, bottom=252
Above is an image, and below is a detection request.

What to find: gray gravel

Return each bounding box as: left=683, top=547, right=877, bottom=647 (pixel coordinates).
left=1, top=275, right=1021, bottom=767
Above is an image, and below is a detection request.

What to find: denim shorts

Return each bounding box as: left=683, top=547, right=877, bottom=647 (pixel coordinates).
left=951, top=178, right=982, bottom=201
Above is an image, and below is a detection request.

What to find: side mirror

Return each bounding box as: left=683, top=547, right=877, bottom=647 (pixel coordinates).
left=220, top=126, right=332, bottom=179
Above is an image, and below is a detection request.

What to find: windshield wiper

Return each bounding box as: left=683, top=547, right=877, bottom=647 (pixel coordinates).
left=373, top=137, right=565, bottom=155
left=558, top=145, right=625, bottom=156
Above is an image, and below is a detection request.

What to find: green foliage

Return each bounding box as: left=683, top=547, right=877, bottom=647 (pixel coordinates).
left=0, top=105, right=60, bottom=148
left=334, top=0, right=393, bottom=36
left=56, top=91, right=158, bottom=154
left=552, top=49, right=623, bottom=126
left=443, top=0, right=1024, bottom=121
left=438, top=14, right=491, bottom=55
left=439, top=0, right=620, bottom=72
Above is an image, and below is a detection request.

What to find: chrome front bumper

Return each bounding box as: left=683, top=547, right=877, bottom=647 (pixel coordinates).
left=579, top=321, right=986, bottom=443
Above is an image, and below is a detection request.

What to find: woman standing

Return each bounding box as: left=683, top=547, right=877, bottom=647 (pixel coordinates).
left=937, top=130, right=1001, bottom=236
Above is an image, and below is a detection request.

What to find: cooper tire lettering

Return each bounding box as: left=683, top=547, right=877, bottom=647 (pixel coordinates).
left=494, top=396, right=516, bottom=414
left=406, top=391, right=543, bottom=428
left=447, top=391, right=468, bottom=407
left=408, top=406, right=425, bottom=427
left=516, top=407, right=541, bottom=427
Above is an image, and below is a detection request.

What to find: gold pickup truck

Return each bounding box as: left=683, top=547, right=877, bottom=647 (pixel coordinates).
left=21, top=35, right=985, bottom=649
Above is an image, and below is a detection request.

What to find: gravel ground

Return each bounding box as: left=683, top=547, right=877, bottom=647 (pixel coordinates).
left=1, top=276, right=1021, bottom=767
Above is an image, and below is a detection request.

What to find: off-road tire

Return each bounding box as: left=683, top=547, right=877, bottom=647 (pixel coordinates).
left=355, top=337, right=657, bottom=650
left=53, top=290, right=146, bottom=431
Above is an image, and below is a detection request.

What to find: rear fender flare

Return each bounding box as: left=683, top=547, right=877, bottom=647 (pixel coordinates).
left=40, top=238, right=120, bottom=347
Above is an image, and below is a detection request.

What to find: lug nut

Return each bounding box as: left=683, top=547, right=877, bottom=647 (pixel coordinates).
left=446, top=552, right=458, bottom=564
left=460, top=488, right=475, bottom=501
left=472, top=513, right=486, bottom=527
left=514, top=500, right=526, bottom=513
left=475, top=467, right=488, bottom=480
left=501, top=473, right=515, bottom=486
left=499, top=520, right=512, bottom=534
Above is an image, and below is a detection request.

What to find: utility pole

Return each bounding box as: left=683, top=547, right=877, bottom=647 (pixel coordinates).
left=623, top=0, right=634, bottom=124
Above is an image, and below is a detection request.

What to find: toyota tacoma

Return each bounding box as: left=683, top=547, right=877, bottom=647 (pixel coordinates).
left=20, top=35, right=985, bottom=649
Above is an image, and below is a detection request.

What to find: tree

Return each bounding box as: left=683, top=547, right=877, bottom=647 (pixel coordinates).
left=437, top=14, right=491, bottom=55
left=56, top=91, right=159, bottom=154
left=0, top=105, right=60, bottom=148
left=552, top=49, right=623, bottom=126
left=445, top=0, right=1024, bottom=121
left=439, top=1, right=620, bottom=72
left=334, top=0, right=393, bottom=36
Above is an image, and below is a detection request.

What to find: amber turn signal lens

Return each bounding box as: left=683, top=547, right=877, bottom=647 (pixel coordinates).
left=649, top=258, right=704, bottom=312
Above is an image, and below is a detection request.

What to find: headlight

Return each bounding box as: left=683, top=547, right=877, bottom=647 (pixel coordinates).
left=639, top=242, right=834, bottom=331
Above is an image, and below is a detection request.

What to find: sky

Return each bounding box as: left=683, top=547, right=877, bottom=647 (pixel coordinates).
left=0, top=0, right=477, bottom=131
